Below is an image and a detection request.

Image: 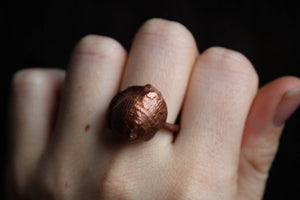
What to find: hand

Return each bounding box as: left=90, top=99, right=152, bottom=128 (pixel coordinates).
left=6, top=18, right=300, bottom=200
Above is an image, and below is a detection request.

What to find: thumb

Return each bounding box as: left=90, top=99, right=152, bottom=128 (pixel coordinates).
left=237, top=76, right=300, bottom=200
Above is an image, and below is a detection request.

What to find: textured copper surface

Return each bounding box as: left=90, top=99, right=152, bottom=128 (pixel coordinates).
left=107, top=84, right=178, bottom=142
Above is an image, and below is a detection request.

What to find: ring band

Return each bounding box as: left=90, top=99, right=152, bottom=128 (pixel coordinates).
left=107, top=84, right=179, bottom=142
left=163, top=122, right=179, bottom=133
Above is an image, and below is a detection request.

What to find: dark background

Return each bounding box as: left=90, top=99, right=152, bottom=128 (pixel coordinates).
left=2, top=1, right=300, bottom=199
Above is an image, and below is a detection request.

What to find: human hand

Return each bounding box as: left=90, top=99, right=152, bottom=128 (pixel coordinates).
left=6, top=18, right=300, bottom=199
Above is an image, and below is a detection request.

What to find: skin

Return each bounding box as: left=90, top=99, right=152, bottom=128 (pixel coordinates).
left=6, top=18, right=300, bottom=200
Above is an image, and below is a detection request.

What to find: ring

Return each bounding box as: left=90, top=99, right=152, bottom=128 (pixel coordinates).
left=107, top=84, right=179, bottom=142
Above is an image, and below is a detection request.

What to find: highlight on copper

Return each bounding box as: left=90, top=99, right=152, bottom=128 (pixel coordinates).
left=107, top=84, right=179, bottom=142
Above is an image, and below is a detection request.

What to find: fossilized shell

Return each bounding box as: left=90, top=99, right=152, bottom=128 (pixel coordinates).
left=107, top=84, right=167, bottom=141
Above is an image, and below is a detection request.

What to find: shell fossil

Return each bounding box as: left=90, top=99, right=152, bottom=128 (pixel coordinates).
left=107, top=84, right=168, bottom=141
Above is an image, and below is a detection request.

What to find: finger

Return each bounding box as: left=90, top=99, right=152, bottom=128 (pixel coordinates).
left=55, top=35, right=126, bottom=149
left=176, top=47, right=258, bottom=181
left=8, top=68, right=64, bottom=191
left=238, top=76, right=300, bottom=199
left=120, top=18, right=198, bottom=144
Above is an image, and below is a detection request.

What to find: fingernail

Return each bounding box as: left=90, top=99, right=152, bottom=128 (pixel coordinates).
left=273, top=88, right=300, bottom=127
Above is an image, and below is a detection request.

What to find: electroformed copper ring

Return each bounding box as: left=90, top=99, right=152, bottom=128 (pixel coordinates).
left=107, top=84, right=179, bottom=142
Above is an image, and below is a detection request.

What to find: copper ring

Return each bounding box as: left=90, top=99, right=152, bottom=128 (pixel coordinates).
left=107, top=84, right=179, bottom=142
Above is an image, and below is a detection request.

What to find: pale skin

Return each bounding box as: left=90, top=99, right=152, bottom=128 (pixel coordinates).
left=6, top=18, right=300, bottom=199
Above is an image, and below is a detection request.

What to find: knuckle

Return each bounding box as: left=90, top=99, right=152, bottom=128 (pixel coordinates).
left=27, top=161, right=75, bottom=199
left=100, top=166, right=135, bottom=199
left=7, top=169, right=27, bottom=197
left=203, top=47, right=259, bottom=85
left=218, top=168, right=238, bottom=189
left=11, top=68, right=52, bottom=89
left=73, top=34, right=126, bottom=62
left=173, top=159, right=238, bottom=199
left=174, top=175, right=205, bottom=199
left=171, top=162, right=211, bottom=199
left=138, top=18, right=196, bottom=50
left=244, top=141, right=279, bottom=175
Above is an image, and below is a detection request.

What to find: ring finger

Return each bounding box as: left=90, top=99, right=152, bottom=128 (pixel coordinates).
left=120, top=18, right=198, bottom=145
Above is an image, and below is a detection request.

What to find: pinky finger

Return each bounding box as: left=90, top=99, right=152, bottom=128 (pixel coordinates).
left=6, top=68, right=65, bottom=197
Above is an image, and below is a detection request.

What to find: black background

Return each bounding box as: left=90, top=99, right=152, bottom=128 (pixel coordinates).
left=2, top=1, right=300, bottom=199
